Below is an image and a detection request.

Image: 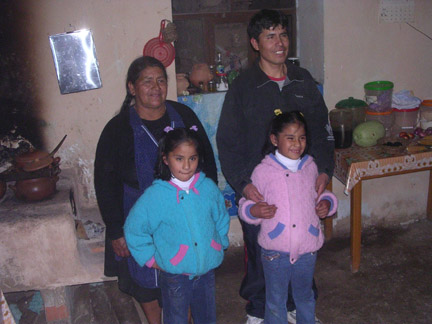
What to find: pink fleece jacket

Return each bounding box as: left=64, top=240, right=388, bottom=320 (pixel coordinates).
left=239, top=154, right=338, bottom=264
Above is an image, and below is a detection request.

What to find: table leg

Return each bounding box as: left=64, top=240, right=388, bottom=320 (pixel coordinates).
left=350, top=181, right=362, bottom=273
left=324, top=179, right=333, bottom=241
left=427, top=170, right=432, bottom=220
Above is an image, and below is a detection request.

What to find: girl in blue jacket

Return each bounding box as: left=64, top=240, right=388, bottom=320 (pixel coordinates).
left=124, top=127, right=230, bottom=324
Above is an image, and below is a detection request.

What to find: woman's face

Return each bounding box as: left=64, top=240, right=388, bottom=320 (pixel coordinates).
left=128, top=66, right=168, bottom=111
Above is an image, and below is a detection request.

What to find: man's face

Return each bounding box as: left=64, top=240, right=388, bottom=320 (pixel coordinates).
left=251, top=25, right=289, bottom=68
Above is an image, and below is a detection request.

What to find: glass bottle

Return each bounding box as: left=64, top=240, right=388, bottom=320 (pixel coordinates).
left=215, top=52, right=225, bottom=78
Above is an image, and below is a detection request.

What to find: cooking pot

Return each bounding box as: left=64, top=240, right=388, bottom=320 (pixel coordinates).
left=14, top=135, right=66, bottom=172
left=9, top=176, right=59, bottom=202
left=189, top=63, right=212, bottom=89
left=14, top=149, right=53, bottom=170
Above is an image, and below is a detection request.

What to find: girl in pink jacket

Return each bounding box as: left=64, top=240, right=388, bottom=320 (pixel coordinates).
left=239, top=111, right=337, bottom=324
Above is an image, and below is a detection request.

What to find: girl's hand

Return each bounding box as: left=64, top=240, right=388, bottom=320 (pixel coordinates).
left=316, top=200, right=331, bottom=219
left=250, top=202, right=277, bottom=219
left=152, top=261, right=162, bottom=270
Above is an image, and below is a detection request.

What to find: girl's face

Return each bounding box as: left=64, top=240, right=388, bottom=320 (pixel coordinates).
left=270, top=122, right=306, bottom=160
left=128, top=66, right=168, bottom=111
left=163, top=141, right=199, bottom=181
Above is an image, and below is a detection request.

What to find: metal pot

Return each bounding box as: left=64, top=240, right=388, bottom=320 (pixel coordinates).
left=9, top=176, right=59, bottom=202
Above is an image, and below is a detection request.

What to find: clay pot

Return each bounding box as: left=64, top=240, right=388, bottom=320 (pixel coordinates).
left=176, top=73, right=190, bottom=96
left=14, top=149, right=53, bottom=171
left=189, top=63, right=212, bottom=89
left=9, top=176, right=59, bottom=202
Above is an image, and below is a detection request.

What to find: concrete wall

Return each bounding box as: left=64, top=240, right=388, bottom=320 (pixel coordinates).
left=19, top=0, right=175, bottom=206
left=323, top=0, right=432, bottom=234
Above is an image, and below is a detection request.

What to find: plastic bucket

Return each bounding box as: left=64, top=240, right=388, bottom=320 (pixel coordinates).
left=364, top=81, right=394, bottom=113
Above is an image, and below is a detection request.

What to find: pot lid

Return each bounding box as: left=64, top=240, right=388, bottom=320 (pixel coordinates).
left=336, top=97, right=367, bottom=109
left=15, top=149, right=49, bottom=163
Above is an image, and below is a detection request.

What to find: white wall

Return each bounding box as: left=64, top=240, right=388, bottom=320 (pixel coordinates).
left=297, top=0, right=324, bottom=84
left=20, top=0, right=175, bottom=205
left=323, top=0, right=432, bottom=234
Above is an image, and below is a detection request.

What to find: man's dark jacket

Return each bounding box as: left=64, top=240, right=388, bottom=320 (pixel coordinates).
left=216, top=59, right=334, bottom=198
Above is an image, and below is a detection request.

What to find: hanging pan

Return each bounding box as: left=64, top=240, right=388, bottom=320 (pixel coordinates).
left=143, top=20, right=175, bottom=67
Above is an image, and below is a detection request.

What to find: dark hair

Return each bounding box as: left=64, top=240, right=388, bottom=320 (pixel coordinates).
left=155, top=127, right=204, bottom=181
left=247, top=9, right=290, bottom=42
left=120, top=56, right=168, bottom=113
left=262, top=111, right=308, bottom=156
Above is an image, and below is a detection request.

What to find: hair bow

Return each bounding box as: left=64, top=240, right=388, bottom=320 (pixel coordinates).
left=274, top=109, right=282, bottom=116
left=164, top=126, right=174, bottom=133
left=190, top=125, right=198, bottom=132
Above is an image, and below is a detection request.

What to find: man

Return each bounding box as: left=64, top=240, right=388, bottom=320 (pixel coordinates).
left=216, top=9, right=334, bottom=324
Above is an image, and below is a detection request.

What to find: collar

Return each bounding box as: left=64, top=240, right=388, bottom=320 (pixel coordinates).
left=275, top=150, right=301, bottom=172
left=269, top=153, right=310, bottom=171
left=251, top=59, right=305, bottom=89
left=168, top=173, right=201, bottom=203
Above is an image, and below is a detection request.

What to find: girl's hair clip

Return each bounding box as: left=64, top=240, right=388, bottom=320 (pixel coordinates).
left=164, top=126, right=174, bottom=133
left=274, top=109, right=282, bottom=116
left=190, top=125, right=198, bottom=132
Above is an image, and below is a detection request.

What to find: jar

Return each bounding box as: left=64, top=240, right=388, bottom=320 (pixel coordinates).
left=420, top=99, right=432, bottom=129
left=329, top=108, right=353, bottom=148
left=335, top=97, right=367, bottom=129
left=365, top=110, right=394, bottom=137
left=364, top=81, right=394, bottom=113
left=392, top=106, right=419, bottom=134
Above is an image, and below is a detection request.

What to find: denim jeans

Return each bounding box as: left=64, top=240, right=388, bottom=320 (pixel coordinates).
left=160, top=270, right=216, bottom=324
left=261, top=248, right=317, bottom=324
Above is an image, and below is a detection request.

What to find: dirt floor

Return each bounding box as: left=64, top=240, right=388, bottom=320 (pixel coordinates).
left=4, top=218, right=432, bottom=324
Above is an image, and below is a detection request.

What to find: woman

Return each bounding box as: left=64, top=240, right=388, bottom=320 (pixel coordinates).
left=94, top=56, right=218, bottom=323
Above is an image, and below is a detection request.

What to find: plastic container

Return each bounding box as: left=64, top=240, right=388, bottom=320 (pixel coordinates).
left=329, top=108, right=353, bottom=148
left=365, top=110, right=394, bottom=137
left=364, top=81, right=394, bottom=113
left=420, top=100, right=432, bottom=129
left=392, top=107, right=419, bottom=133
left=335, top=97, right=367, bottom=129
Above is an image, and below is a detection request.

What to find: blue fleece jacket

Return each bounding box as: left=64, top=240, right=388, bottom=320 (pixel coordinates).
left=124, top=172, right=230, bottom=277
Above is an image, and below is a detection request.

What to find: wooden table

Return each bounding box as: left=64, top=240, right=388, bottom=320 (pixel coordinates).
left=327, top=144, right=432, bottom=272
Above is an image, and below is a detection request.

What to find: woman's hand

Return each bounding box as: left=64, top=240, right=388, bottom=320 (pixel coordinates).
left=112, top=237, right=131, bottom=258
left=243, top=183, right=264, bottom=202
left=250, top=202, right=277, bottom=219
left=316, top=200, right=331, bottom=219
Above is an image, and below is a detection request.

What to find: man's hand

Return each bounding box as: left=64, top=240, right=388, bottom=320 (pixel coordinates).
left=243, top=183, right=264, bottom=203
left=112, top=237, right=130, bottom=258
left=316, top=199, right=331, bottom=219
left=315, top=173, right=330, bottom=197
left=250, top=202, right=277, bottom=219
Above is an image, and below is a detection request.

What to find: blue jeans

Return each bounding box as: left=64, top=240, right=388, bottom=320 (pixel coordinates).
left=261, top=249, right=317, bottom=324
left=160, top=270, right=216, bottom=324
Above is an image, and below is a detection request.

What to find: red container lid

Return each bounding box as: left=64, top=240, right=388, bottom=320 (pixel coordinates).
left=421, top=100, right=432, bottom=107
left=366, top=110, right=392, bottom=116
